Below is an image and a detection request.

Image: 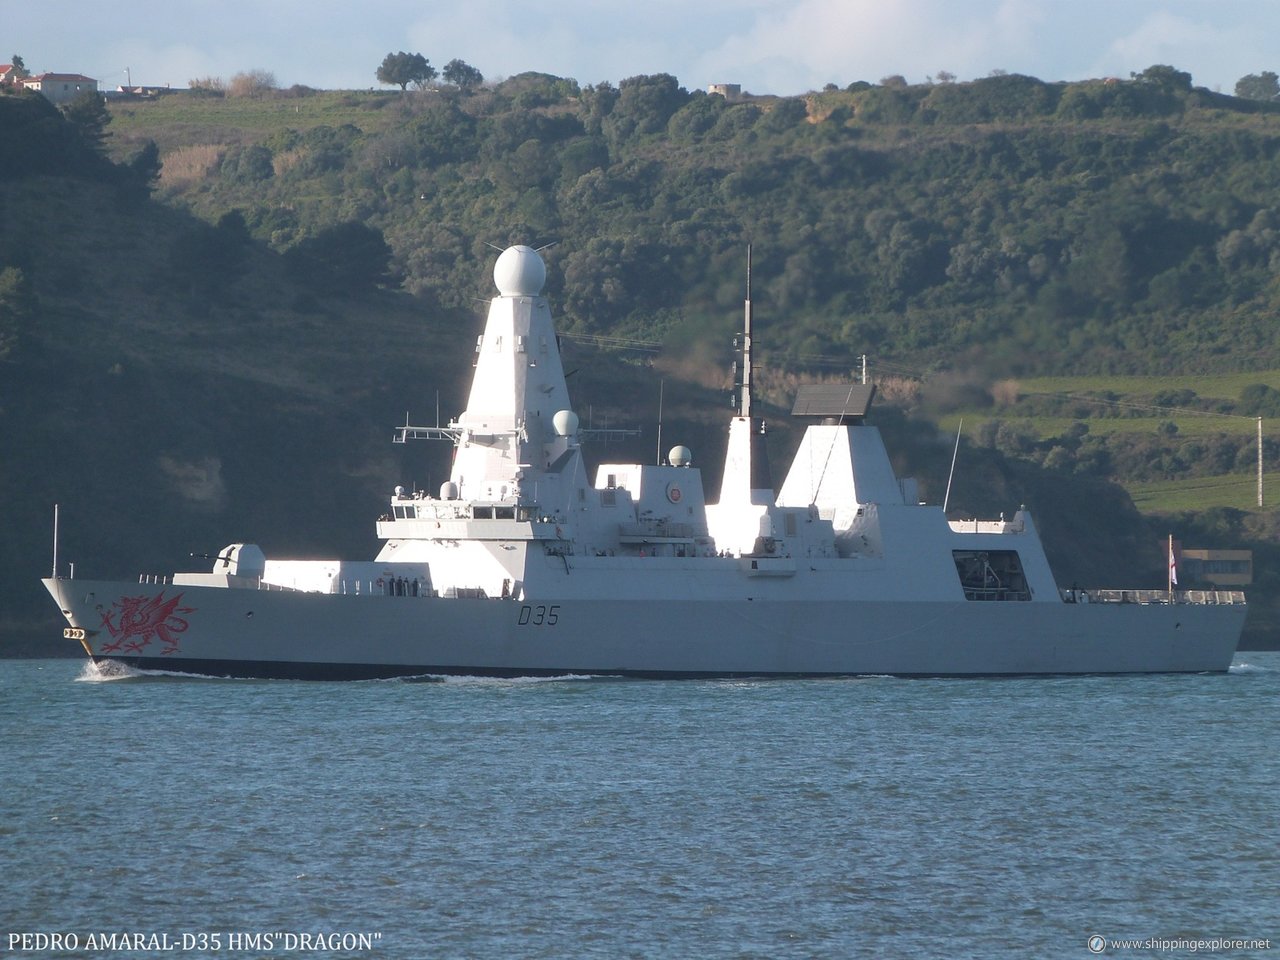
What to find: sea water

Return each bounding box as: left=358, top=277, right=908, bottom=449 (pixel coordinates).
left=1, top=656, right=1277, bottom=959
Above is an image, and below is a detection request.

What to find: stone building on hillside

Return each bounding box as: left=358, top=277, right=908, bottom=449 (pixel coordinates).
left=708, top=83, right=741, bottom=99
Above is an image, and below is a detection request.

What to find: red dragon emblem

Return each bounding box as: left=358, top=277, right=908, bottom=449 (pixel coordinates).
left=98, top=591, right=195, bottom=655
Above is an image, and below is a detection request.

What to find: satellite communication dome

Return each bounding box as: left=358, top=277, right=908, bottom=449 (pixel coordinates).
left=669, top=445, right=693, bottom=467
left=493, top=245, right=546, bottom=297
left=440, top=481, right=459, bottom=501
left=394, top=485, right=406, bottom=497
left=552, top=409, right=580, bottom=437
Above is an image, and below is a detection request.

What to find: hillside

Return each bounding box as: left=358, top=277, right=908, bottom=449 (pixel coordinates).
left=3, top=70, right=1280, bottom=651
left=102, top=69, right=1280, bottom=380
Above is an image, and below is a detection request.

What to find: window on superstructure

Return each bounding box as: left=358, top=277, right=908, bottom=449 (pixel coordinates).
left=952, top=550, right=1031, bottom=601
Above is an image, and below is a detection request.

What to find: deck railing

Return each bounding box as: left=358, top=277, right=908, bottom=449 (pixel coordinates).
left=1070, top=588, right=1246, bottom=606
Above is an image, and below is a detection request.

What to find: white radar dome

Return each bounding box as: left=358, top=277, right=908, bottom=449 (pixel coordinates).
left=552, top=409, right=580, bottom=437
left=669, top=445, right=693, bottom=467
left=494, top=245, right=546, bottom=297
left=440, top=481, right=459, bottom=501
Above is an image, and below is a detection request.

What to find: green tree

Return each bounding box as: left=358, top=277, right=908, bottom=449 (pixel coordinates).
left=1234, top=71, right=1279, bottom=101
left=1132, top=64, right=1192, bottom=92
left=377, top=52, right=435, bottom=91
left=604, top=74, right=689, bottom=145
left=406, top=101, right=478, bottom=165
left=758, top=97, right=808, bottom=133
left=0, top=266, right=37, bottom=359
left=114, top=138, right=162, bottom=206
left=283, top=222, right=392, bottom=294
left=667, top=91, right=725, bottom=139
left=60, top=90, right=111, bottom=154
left=1239, top=384, right=1280, bottom=418
left=9, top=54, right=29, bottom=80
left=442, top=59, right=483, bottom=91
left=127, top=139, right=161, bottom=191
left=220, top=143, right=274, bottom=183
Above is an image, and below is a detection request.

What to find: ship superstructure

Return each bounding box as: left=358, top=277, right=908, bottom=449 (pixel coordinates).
left=43, top=245, right=1246, bottom=679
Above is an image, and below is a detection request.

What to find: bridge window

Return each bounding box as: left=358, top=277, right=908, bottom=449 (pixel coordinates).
left=953, top=550, right=1031, bottom=601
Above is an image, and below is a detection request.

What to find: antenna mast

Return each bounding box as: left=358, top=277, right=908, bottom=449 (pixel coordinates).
left=656, top=379, right=665, bottom=465
left=741, top=245, right=753, bottom=418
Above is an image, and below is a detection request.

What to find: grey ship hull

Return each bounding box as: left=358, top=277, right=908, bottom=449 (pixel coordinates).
left=45, top=577, right=1245, bottom=680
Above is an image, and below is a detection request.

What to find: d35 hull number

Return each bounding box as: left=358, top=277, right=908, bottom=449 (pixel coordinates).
left=518, top=604, right=560, bottom=626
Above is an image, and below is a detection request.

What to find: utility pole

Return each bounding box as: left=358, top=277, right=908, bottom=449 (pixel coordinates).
left=1258, top=417, right=1264, bottom=508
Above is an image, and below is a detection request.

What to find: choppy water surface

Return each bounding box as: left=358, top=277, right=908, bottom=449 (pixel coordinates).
left=1, top=656, right=1277, bottom=958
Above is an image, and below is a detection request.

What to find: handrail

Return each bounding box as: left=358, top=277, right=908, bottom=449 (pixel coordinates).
left=1075, top=588, right=1246, bottom=606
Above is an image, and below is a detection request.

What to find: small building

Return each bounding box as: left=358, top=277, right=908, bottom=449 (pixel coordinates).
left=708, top=83, right=741, bottom=99
left=0, top=64, right=17, bottom=87
left=108, top=84, right=175, bottom=100
left=21, top=72, right=99, bottom=105
left=1178, top=548, right=1253, bottom=587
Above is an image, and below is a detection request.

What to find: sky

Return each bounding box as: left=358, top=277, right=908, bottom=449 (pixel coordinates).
left=4, top=0, right=1280, bottom=97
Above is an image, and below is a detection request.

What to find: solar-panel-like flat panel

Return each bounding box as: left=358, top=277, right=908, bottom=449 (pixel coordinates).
left=790, top=383, right=877, bottom=419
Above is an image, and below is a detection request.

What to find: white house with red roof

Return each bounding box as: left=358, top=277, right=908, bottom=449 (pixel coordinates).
left=21, top=72, right=99, bottom=104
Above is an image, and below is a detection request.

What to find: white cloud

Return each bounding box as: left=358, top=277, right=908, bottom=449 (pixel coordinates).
left=690, top=0, right=1055, bottom=94
left=1096, top=10, right=1266, bottom=90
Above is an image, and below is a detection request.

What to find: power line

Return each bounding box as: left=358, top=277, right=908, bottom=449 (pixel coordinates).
left=1022, top=390, right=1258, bottom=421
left=558, top=332, right=660, bottom=353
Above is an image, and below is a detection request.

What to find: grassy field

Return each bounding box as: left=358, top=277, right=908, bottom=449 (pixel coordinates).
left=938, top=413, right=1262, bottom=439
left=1015, top=371, right=1280, bottom=401
left=1124, top=471, right=1277, bottom=513
left=936, top=371, right=1280, bottom=516
left=106, top=90, right=407, bottom=155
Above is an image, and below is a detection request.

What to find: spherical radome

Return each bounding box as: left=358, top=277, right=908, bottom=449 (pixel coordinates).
left=494, top=245, right=546, bottom=296
left=440, top=481, right=459, bottom=501
left=553, top=409, right=580, bottom=437
left=669, top=445, right=693, bottom=467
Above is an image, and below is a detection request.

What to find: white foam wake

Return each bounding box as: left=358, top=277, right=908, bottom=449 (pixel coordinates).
left=1229, top=659, right=1273, bottom=674
left=74, top=659, right=143, bottom=682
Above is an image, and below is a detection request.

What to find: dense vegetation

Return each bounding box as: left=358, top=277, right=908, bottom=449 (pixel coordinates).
left=4, top=66, right=1280, bottom=650
left=98, top=66, right=1280, bottom=380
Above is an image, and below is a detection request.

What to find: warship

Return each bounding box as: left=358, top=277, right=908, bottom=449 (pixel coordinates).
left=44, top=245, right=1246, bottom=679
